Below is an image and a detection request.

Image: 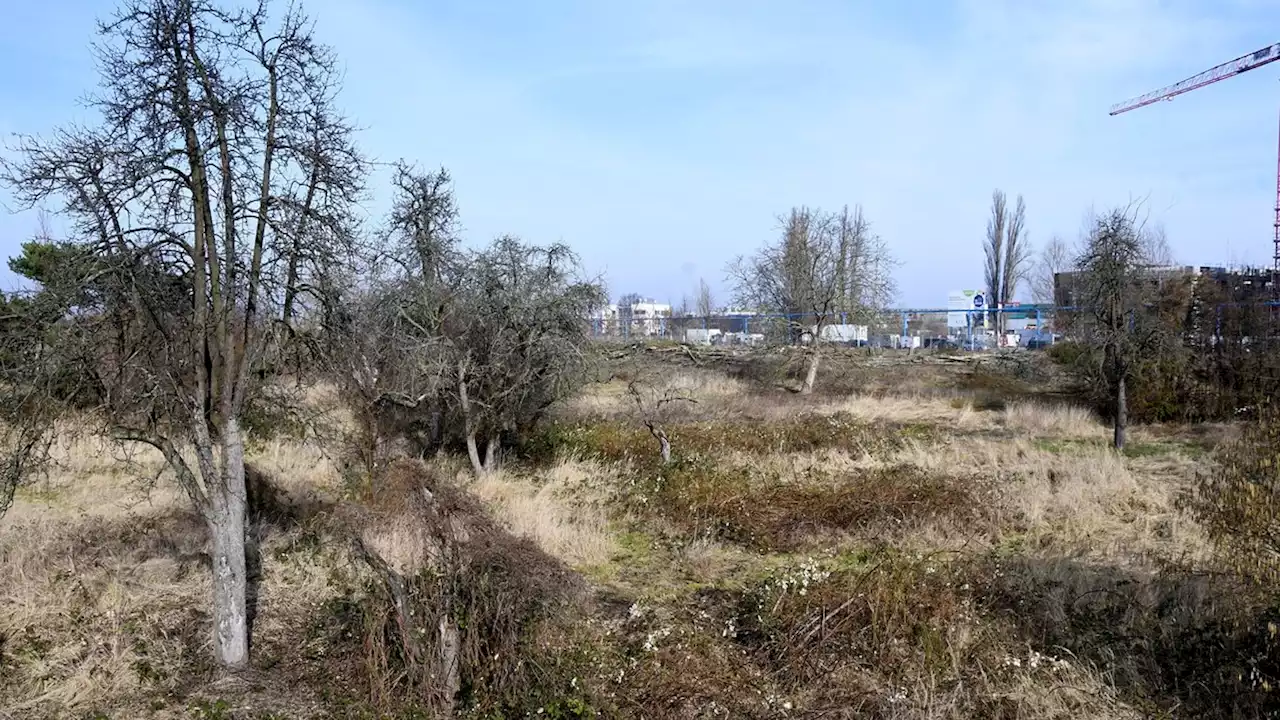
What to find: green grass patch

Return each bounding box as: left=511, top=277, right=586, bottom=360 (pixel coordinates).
left=528, top=414, right=938, bottom=466
left=1031, top=437, right=1207, bottom=459
left=627, top=457, right=996, bottom=552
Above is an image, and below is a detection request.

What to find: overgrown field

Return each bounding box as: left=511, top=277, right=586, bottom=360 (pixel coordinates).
left=2, top=348, right=1275, bottom=719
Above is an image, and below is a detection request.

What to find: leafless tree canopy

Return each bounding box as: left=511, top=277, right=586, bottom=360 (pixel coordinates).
left=984, top=190, right=1032, bottom=327
left=333, top=167, right=606, bottom=479
left=0, top=0, right=363, bottom=669
left=1072, top=206, right=1176, bottom=449
left=1032, top=234, right=1071, bottom=304
left=727, top=205, right=895, bottom=393
left=696, top=278, right=715, bottom=318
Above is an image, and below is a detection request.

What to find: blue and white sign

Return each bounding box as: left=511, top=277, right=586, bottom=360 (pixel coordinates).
left=947, top=290, right=981, bottom=328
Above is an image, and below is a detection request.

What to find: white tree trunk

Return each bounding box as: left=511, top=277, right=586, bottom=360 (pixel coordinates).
left=1114, top=373, right=1127, bottom=451
left=802, top=349, right=821, bottom=395
left=464, top=431, right=484, bottom=478
left=207, top=418, right=249, bottom=669
left=484, top=434, right=499, bottom=472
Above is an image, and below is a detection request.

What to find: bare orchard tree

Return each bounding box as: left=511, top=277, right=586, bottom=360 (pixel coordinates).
left=728, top=206, right=894, bottom=394
left=1073, top=206, right=1173, bottom=450
left=448, top=238, right=607, bottom=476
left=0, top=0, right=361, bottom=669
left=627, top=378, right=695, bottom=464
left=331, top=163, right=462, bottom=469
left=984, top=190, right=1032, bottom=331
left=1031, top=234, right=1072, bottom=305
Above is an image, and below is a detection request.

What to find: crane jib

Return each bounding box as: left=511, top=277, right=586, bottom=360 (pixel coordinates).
left=1109, top=42, right=1280, bottom=116
left=1108, top=40, right=1280, bottom=299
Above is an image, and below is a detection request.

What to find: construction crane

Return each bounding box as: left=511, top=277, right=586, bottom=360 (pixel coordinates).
left=1110, top=42, right=1280, bottom=294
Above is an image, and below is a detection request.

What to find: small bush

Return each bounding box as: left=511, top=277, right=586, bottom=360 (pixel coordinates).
left=982, top=555, right=1280, bottom=718
left=325, top=462, right=596, bottom=717
left=1182, top=411, right=1280, bottom=585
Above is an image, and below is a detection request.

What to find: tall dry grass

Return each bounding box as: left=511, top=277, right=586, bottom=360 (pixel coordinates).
left=822, top=394, right=994, bottom=429
left=1003, top=401, right=1104, bottom=438
left=469, top=459, right=617, bottom=570
left=0, top=434, right=349, bottom=717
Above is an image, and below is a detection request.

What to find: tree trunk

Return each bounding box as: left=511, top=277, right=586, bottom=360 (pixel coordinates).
left=1113, top=372, right=1127, bottom=451
left=658, top=432, right=672, bottom=464
left=464, top=431, right=484, bottom=478
left=207, top=419, right=249, bottom=669
left=457, top=358, right=486, bottom=478
left=802, top=349, right=820, bottom=395
left=484, top=435, right=499, bottom=472
left=437, top=616, right=461, bottom=711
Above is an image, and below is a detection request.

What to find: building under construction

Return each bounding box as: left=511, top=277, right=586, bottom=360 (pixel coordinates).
left=1053, top=264, right=1276, bottom=340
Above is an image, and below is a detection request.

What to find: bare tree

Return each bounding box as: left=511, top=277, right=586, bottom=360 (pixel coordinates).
left=448, top=238, right=606, bottom=476
left=1140, top=222, right=1175, bottom=267
left=617, top=292, right=642, bottom=338
left=984, top=190, right=1032, bottom=331
left=835, top=205, right=897, bottom=317
left=1073, top=206, right=1172, bottom=450
left=1002, top=194, right=1032, bottom=316
left=695, top=278, right=715, bottom=318
left=1032, top=234, right=1072, bottom=304
left=728, top=206, right=895, bottom=393
left=984, top=191, right=1007, bottom=329
left=0, top=0, right=361, bottom=669
left=627, top=378, right=695, bottom=464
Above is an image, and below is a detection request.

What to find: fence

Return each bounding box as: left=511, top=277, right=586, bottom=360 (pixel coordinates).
left=589, top=305, right=1060, bottom=350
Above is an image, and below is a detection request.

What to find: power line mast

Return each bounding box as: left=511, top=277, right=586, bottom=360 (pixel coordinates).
left=1110, top=42, right=1280, bottom=297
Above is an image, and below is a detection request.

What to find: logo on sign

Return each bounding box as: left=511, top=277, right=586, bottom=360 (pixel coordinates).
left=973, top=294, right=985, bottom=309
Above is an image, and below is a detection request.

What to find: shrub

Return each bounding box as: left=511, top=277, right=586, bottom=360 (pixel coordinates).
left=1182, top=411, right=1280, bottom=585
left=327, top=462, right=596, bottom=717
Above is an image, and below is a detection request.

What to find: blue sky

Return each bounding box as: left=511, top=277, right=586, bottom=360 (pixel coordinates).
left=2, top=0, right=1279, bottom=307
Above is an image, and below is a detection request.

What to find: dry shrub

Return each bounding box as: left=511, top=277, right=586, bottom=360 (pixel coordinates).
left=635, top=460, right=996, bottom=551
left=982, top=554, right=1280, bottom=718
left=328, top=460, right=593, bottom=717
left=1182, top=412, right=1280, bottom=585
left=705, top=552, right=1137, bottom=718
left=1003, top=401, right=1102, bottom=438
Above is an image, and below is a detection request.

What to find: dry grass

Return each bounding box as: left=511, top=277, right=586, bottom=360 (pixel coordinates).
left=0, top=434, right=348, bottom=718
left=821, top=394, right=994, bottom=429
left=563, top=371, right=750, bottom=420
left=470, top=459, right=617, bottom=570
left=1003, top=401, right=1105, bottom=438
left=0, top=353, right=1247, bottom=718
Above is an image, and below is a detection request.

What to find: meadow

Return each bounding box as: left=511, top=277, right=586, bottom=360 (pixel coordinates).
left=1, top=348, right=1269, bottom=719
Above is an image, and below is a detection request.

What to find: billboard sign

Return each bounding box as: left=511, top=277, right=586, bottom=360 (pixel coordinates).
left=947, top=290, right=982, bottom=328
